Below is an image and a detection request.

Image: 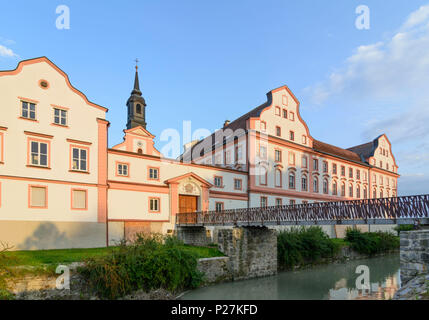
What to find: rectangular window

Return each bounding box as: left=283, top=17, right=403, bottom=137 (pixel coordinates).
left=234, top=179, right=242, bottom=190
left=341, top=166, right=345, bottom=177
left=21, top=101, right=36, bottom=120
left=313, top=159, right=319, bottom=171
left=276, top=126, right=281, bottom=137
left=289, top=131, right=295, bottom=141
left=276, top=198, right=282, bottom=207
left=215, top=202, right=224, bottom=212
left=30, top=140, right=49, bottom=167
left=29, top=185, right=47, bottom=208
left=302, top=135, right=307, bottom=144
left=357, top=170, right=360, bottom=180
left=235, top=146, right=242, bottom=161
left=349, top=168, right=353, bottom=179
left=289, top=112, right=295, bottom=121
left=275, top=150, right=282, bottom=162
left=0, top=131, right=4, bottom=164
left=117, top=163, right=129, bottom=177
left=323, top=161, right=328, bottom=173
left=260, top=121, right=266, bottom=132
left=275, top=107, right=281, bottom=116
left=289, top=152, right=295, bottom=165
left=71, top=189, right=87, bottom=210
left=214, top=176, right=223, bottom=188
left=225, top=151, right=232, bottom=164
left=261, top=197, right=268, bottom=208
left=259, top=146, right=267, bottom=159
left=302, top=156, right=308, bottom=168
left=259, top=169, right=267, bottom=185
left=54, top=108, right=67, bottom=126
left=72, top=147, right=88, bottom=172
left=283, top=109, right=287, bottom=119
left=148, top=167, right=159, bottom=180
left=149, top=198, right=160, bottom=213
left=333, top=164, right=337, bottom=175
left=290, top=199, right=296, bottom=205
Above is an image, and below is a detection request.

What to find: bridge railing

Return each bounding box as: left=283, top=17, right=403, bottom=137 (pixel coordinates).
left=175, top=194, right=429, bottom=226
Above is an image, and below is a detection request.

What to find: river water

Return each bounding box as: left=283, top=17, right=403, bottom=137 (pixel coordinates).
left=181, top=255, right=401, bottom=300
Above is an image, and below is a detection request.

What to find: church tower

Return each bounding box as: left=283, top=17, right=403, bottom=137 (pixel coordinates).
left=126, top=62, right=147, bottom=129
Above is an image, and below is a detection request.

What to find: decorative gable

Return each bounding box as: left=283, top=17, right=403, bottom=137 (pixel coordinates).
left=112, top=125, right=161, bottom=157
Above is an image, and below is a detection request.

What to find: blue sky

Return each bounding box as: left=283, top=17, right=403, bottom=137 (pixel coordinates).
left=1, top=0, right=428, bottom=195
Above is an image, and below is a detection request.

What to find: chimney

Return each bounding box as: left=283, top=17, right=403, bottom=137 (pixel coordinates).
left=223, top=120, right=231, bottom=128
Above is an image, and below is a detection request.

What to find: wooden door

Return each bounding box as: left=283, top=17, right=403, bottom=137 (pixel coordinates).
left=179, top=195, right=198, bottom=213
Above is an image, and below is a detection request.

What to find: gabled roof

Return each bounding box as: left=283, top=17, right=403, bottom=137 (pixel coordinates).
left=347, top=141, right=376, bottom=162
left=0, top=56, right=108, bottom=113
left=313, top=140, right=362, bottom=163
left=180, top=91, right=274, bottom=161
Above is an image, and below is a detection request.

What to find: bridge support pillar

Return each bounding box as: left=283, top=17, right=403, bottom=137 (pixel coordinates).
left=400, top=230, right=429, bottom=283
left=218, top=227, right=277, bottom=280
left=176, top=226, right=210, bottom=247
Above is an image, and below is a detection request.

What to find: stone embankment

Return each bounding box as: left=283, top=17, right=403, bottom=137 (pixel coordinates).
left=393, top=230, right=429, bottom=300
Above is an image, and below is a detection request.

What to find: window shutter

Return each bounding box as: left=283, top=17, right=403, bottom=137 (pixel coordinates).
left=72, top=190, right=87, bottom=209
left=31, top=187, right=46, bottom=207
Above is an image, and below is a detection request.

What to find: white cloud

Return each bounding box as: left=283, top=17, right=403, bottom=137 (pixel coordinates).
left=302, top=4, right=429, bottom=195
left=304, top=5, right=429, bottom=104
left=402, top=4, right=429, bottom=29
left=0, top=44, right=18, bottom=58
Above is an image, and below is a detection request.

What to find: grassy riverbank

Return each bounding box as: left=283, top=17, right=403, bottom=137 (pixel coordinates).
left=277, top=227, right=399, bottom=270
left=0, top=236, right=223, bottom=300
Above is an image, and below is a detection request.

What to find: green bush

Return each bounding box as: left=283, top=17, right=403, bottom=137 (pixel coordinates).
left=345, top=228, right=399, bottom=255
left=394, top=225, right=414, bottom=236
left=277, top=227, right=341, bottom=269
left=78, top=234, right=204, bottom=299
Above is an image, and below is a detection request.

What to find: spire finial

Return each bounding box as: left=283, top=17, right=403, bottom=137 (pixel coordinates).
left=135, top=58, right=139, bottom=71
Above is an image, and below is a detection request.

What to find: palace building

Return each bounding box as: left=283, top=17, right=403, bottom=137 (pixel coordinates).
left=0, top=57, right=399, bottom=250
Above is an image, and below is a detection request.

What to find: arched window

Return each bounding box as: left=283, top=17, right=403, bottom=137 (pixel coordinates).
left=373, top=188, right=377, bottom=199
left=357, top=185, right=361, bottom=199
left=275, top=169, right=282, bottom=188
left=289, top=172, right=295, bottom=189
left=313, top=177, right=319, bottom=193
left=341, top=183, right=346, bottom=197
left=364, top=187, right=368, bottom=199
left=333, top=181, right=338, bottom=195
left=323, top=179, right=328, bottom=194
left=349, top=184, right=353, bottom=198
left=380, top=190, right=383, bottom=199
left=302, top=175, right=308, bottom=191
left=136, top=104, right=142, bottom=114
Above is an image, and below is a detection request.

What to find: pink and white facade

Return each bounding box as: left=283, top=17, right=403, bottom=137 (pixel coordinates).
left=0, top=57, right=400, bottom=250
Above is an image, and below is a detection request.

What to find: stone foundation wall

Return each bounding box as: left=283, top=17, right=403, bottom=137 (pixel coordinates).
left=400, top=230, right=429, bottom=283
left=176, top=227, right=210, bottom=247
left=218, top=227, right=277, bottom=280
left=197, top=257, right=232, bottom=284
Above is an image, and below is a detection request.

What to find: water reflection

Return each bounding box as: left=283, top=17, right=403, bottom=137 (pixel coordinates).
left=181, top=255, right=400, bottom=300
